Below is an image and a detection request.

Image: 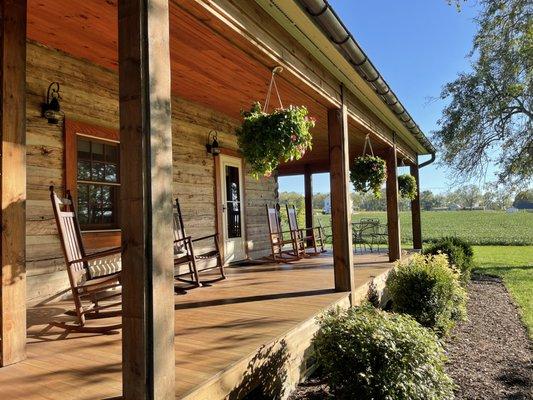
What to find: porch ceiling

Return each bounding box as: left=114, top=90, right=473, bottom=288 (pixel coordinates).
left=27, top=0, right=396, bottom=174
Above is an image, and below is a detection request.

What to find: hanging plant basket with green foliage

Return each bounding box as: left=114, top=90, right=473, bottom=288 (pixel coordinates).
left=236, top=102, right=314, bottom=178
left=398, top=173, right=418, bottom=200
left=236, top=68, right=315, bottom=178
left=349, top=135, right=386, bottom=198
left=350, top=155, right=387, bottom=198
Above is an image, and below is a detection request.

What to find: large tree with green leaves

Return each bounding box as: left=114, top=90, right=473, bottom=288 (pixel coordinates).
left=435, top=0, right=532, bottom=187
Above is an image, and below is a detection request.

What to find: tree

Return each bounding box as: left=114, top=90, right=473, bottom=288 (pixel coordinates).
left=451, top=185, right=483, bottom=208
left=434, top=0, right=532, bottom=187
left=513, top=189, right=533, bottom=209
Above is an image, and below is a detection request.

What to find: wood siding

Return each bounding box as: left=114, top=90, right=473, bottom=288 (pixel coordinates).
left=25, top=41, right=277, bottom=305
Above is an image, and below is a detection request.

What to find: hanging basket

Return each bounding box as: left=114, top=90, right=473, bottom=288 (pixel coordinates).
left=236, top=68, right=315, bottom=179
left=398, top=174, right=417, bottom=200
left=350, top=135, right=387, bottom=198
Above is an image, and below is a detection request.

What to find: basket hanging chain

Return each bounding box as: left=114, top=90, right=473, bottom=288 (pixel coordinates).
left=263, top=66, right=284, bottom=113
left=362, top=134, right=374, bottom=156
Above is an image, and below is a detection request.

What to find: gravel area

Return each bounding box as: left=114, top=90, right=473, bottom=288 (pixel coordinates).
left=289, top=274, right=532, bottom=400
left=445, top=274, right=532, bottom=400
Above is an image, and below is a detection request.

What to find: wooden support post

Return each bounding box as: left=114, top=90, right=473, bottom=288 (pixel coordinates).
left=119, top=0, right=175, bottom=398
left=386, top=135, right=401, bottom=262
left=328, top=100, right=355, bottom=303
left=0, top=0, right=27, bottom=367
left=410, top=162, right=422, bottom=250
left=304, top=165, right=313, bottom=246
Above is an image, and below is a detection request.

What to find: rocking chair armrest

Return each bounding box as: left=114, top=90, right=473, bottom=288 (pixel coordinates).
left=174, top=236, right=192, bottom=244
left=70, top=247, right=121, bottom=264
left=191, top=233, right=218, bottom=242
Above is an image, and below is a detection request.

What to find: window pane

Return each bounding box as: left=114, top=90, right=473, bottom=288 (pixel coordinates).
left=77, top=184, right=89, bottom=224
left=77, top=160, right=91, bottom=180
left=92, top=142, right=104, bottom=161
left=92, top=162, right=106, bottom=182
left=77, top=138, right=91, bottom=160
left=104, top=163, right=118, bottom=182
left=106, top=144, right=118, bottom=162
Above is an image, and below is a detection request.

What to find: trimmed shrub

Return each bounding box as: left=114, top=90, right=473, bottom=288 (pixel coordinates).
left=424, top=236, right=475, bottom=283
left=386, top=253, right=467, bottom=336
left=314, top=305, right=455, bottom=400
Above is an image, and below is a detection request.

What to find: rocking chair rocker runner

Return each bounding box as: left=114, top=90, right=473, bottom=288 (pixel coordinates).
left=173, top=198, right=225, bottom=287
left=286, top=204, right=326, bottom=256
left=266, top=204, right=300, bottom=262
left=49, top=186, right=122, bottom=333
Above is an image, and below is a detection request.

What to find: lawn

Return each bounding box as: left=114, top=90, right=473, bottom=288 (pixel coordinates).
left=473, top=246, right=533, bottom=338
left=313, top=210, right=533, bottom=246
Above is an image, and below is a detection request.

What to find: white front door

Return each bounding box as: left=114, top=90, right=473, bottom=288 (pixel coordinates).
left=220, top=154, right=246, bottom=263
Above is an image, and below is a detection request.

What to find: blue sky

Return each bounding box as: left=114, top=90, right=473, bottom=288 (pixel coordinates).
left=279, top=0, right=486, bottom=194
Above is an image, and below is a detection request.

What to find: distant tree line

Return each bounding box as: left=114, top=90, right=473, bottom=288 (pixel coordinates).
left=279, top=187, right=532, bottom=212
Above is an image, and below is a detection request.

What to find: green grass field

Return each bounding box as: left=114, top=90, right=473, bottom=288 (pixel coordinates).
left=473, top=246, right=533, bottom=338
left=313, top=210, right=533, bottom=246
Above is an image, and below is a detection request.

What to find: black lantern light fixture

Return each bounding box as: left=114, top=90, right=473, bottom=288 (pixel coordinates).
left=206, top=130, right=221, bottom=155
left=42, top=82, right=63, bottom=124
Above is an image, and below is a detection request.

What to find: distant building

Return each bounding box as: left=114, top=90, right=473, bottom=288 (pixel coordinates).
left=506, top=206, right=519, bottom=213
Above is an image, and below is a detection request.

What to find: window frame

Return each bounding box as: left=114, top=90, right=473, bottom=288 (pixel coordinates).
left=65, top=119, right=121, bottom=239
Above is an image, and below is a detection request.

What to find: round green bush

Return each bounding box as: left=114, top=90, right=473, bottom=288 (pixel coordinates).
left=350, top=155, right=387, bottom=198
left=386, top=253, right=467, bottom=336
left=314, top=305, right=455, bottom=400
left=398, top=173, right=417, bottom=200
left=424, top=236, right=475, bottom=283
left=236, top=102, right=314, bottom=178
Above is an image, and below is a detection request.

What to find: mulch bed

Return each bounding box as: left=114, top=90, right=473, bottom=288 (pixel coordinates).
left=288, top=274, right=532, bottom=400
left=445, top=274, right=532, bottom=399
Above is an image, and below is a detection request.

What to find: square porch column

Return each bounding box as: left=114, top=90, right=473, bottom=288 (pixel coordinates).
left=410, top=162, right=423, bottom=250
left=328, top=100, right=355, bottom=304
left=0, top=0, right=27, bottom=367
left=386, top=136, right=402, bottom=262
left=118, top=0, right=175, bottom=398
left=304, top=165, right=313, bottom=246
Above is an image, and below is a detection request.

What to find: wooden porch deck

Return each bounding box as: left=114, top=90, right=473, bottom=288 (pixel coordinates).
left=0, top=252, right=393, bottom=400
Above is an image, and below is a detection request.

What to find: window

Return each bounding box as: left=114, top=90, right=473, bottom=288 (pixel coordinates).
left=65, top=120, right=120, bottom=231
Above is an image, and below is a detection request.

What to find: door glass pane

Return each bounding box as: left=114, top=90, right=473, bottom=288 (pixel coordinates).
left=225, top=166, right=240, bottom=202
left=225, top=165, right=241, bottom=238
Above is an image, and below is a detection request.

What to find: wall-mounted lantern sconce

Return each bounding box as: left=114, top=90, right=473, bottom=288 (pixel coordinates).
left=42, top=82, right=63, bottom=124
left=206, top=130, right=221, bottom=155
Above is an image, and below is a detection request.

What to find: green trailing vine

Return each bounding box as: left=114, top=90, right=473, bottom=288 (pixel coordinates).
left=398, top=173, right=417, bottom=200
left=236, top=102, right=314, bottom=179
left=350, top=155, right=387, bottom=198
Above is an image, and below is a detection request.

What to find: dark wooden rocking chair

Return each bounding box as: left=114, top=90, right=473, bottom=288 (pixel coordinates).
left=173, top=198, right=225, bottom=288
left=286, top=204, right=326, bottom=256
left=50, top=186, right=122, bottom=333
left=266, top=204, right=300, bottom=262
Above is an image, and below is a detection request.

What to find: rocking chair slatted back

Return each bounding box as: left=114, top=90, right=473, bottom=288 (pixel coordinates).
left=266, top=205, right=283, bottom=243
left=50, top=186, right=89, bottom=285
left=286, top=205, right=300, bottom=234
left=173, top=199, right=188, bottom=256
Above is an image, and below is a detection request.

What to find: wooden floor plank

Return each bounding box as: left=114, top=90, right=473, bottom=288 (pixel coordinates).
left=0, top=252, right=393, bottom=399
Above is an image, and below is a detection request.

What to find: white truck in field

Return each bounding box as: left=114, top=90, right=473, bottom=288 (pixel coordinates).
left=323, top=195, right=331, bottom=214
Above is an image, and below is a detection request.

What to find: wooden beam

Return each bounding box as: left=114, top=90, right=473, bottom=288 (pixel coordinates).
left=0, top=0, right=27, bottom=367
left=386, top=136, right=401, bottom=261
left=410, top=163, right=422, bottom=250
left=118, top=1, right=175, bottom=398
left=304, top=165, right=313, bottom=246
left=328, top=101, right=355, bottom=303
